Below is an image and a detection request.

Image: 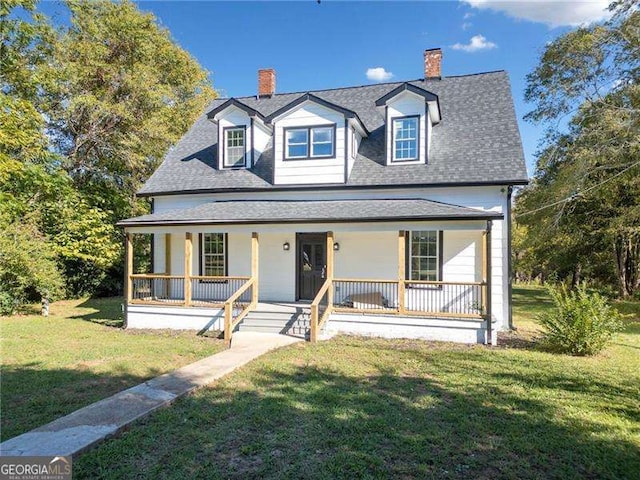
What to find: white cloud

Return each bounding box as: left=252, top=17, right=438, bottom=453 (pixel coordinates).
left=366, top=67, right=394, bottom=82
left=462, top=21, right=472, bottom=30
left=451, top=34, right=497, bottom=52
left=462, top=0, right=611, bottom=28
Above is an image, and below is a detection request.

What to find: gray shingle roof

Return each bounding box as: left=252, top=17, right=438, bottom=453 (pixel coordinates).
left=118, top=199, right=501, bottom=226
left=138, top=71, right=527, bottom=196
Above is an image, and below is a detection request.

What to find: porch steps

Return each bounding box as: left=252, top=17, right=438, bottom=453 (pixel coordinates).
left=235, top=303, right=314, bottom=339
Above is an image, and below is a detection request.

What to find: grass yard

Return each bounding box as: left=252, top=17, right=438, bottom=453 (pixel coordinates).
left=0, top=298, right=224, bottom=441
left=72, top=286, right=640, bottom=479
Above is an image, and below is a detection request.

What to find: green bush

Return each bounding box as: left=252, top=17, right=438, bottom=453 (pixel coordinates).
left=538, top=284, right=623, bottom=355
left=0, top=288, right=15, bottom=316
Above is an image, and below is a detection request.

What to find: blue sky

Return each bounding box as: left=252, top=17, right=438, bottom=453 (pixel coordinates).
left=40, top=1, right=612, bottom=174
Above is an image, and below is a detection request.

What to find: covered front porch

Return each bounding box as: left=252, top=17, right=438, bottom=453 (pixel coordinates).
left=119, top=198, right=501, bottom=345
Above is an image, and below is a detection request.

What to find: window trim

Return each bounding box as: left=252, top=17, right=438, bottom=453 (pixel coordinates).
left=222, top=126, right=247, bottom=169
left=405, top=230, right=443, bottom=286
left=390, top=115, right=420, bottom=163
left=283, top=124, right=337, bottom=161
left=198, top=233, right=228, bottom=281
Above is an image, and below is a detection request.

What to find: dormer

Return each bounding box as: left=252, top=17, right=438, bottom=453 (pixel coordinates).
left=375, top=83, right=440, bottom=166
left=207, top=98, right=271, bottom=170
left=265, top=93, right=368, bottom=185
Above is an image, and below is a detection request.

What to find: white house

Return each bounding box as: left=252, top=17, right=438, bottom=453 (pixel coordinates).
left=118, top=49, right=528, bottom=345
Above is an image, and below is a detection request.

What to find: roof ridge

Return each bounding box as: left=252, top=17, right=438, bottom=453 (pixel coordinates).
left=215, top=70, right=507, bottom=101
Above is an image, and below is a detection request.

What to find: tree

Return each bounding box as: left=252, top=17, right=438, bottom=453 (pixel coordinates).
left=49, top=0, right=216, bottom=222
left=0, top=0, right=216, bottom=303
left=517, top=2, right=640, bottom=297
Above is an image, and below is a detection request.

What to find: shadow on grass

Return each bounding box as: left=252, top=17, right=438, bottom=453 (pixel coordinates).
left=73, top=349, right=640, bottom=479
left=71, top=297, right=125, bottom=328
left=0, top=364, right=160, bottom=442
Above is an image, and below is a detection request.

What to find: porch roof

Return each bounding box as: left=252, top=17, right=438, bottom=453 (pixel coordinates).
left=118, top=199, right=501, bottom=227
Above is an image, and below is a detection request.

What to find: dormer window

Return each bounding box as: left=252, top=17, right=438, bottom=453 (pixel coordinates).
left=284, top=125, right=335, bottom=160
left=224, top=126, right=246, bottom=168
left=392, top=116, right=419, bottom=162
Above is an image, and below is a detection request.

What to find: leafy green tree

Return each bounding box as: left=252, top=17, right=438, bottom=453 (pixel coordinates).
left=50, top=0, right=216, bottom=221
left=517, top=2, right=640, bottom=297
left=1, top=0, right=215, bottom=302
left=0, top=218, right=64, bottom=315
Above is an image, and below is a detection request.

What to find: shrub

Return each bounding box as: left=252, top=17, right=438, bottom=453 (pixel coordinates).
left=538, top=284, right=623, bottom=355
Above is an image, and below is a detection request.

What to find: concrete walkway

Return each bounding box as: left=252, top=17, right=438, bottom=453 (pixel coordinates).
left=0, top=332, right=301, bottom=457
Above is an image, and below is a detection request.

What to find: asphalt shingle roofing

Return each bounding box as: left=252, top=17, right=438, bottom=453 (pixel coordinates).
left=137, top=71, right=527, bottom=196
left=117, top=199, right=502, bottom=226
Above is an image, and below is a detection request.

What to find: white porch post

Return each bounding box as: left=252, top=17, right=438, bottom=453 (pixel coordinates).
left=125, top=232, right=133, bottom=304
left=251, top=232, right=259, bottom=305
left=184, top=232, right=193, bottom=306
left=483, top=221, right=493, bottom=345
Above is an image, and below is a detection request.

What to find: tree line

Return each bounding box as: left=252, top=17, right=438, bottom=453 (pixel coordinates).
left=0, top=0, right=215, bottom=313
left=515, top=0, right=639, bottom=298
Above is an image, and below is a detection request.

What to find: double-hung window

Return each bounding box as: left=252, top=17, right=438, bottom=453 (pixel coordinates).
left=285, top=125, right=335, bottom=159
left=224, top=127, right=246, bottom=168
left=408, top=231, right=441, bottom=281
left=392, top=116, right=419, bottom=162
left=200, top=233, right=227, bottom=277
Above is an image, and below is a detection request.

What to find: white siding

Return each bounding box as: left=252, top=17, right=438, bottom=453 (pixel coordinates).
left=253, top=121, right=271, bottom=163
left=141, top=185, right=509, bottom=330
left=273, top=102, right=346, bottom=184
left=258, top=233, right=296, bottom=301
left=385, top=91, right=427, bottom=166
left=346, top=127, right=361, bottom=179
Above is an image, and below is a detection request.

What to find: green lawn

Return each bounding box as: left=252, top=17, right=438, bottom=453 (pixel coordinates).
left=72, top=286, right=640, bottom=479
left=0, top=297, right=224, bottom=441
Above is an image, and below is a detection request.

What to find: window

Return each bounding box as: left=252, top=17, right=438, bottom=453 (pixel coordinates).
left=224, top=127, right=246, bottom=168
left=311, top=127, right=334, bottom=157
left=351, top=128, right=357, bottom=159
left=408, top=231, right=441, bottom=281
left=200, top=233, right=227, bottom=277
left=392, top=116, right=419, bottom=162
left=286, top=129, right=309, bottom=158
left=285, top=125, right=335, bottom=160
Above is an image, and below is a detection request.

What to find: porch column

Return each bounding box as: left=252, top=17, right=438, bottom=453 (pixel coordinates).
left=164, top=234, right=171, bottom=274
left=326, top=231, right=334, bottom=305
left=483, top=221, right=493, bottom=345
left=251, top=232, right=259, bottom=305
left=398, top=230, right=406, bottom=314
left=125, top=232, right=133, bottom=304
left=164, top=234, right=171, bottom=298
left=184, top=232, right=193, bottom=306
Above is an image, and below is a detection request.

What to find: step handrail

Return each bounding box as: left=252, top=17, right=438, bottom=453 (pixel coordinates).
left=223, top=277, right=257, bottom=346
left=310, top=278, right=332, bottom=343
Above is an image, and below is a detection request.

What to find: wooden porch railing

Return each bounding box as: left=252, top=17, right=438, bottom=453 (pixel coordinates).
left=130, top=274, right=252, bottom=307
left=310, top=278, right=333, bottom=343
left=309, top=278, right=486, bottom=343
left=223, top=277, right=257, bottom=346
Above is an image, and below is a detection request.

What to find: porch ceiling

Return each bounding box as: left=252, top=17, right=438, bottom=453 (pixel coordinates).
left=117, top=199, right=501, bottom=227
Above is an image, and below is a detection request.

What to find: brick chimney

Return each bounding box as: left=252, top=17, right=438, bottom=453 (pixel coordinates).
left=424, top=48, right=442, bottom=79
left=258, top=68, right=276, bottom=97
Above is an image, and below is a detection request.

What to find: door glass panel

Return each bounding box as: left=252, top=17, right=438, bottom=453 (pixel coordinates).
left=302, top=245, right=312, bottom=271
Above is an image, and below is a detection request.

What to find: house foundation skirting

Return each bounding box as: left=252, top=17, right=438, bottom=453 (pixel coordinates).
left=126, top=304, right=496, bottom=345
left=324, top=313, right=496, bottom=345
left=127, top=304, right=224, bottom=331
